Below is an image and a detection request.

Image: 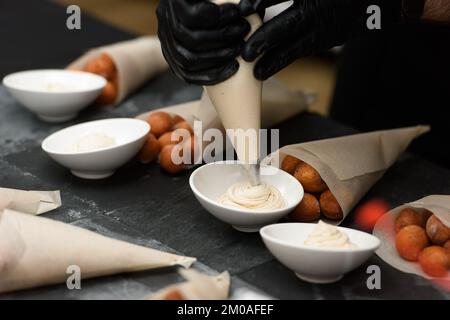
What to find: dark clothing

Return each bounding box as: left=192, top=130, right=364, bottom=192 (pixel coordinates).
left=330, top=22, right=450, bottom=168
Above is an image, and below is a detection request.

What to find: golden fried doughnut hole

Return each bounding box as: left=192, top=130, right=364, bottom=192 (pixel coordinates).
left=395, top=208, right=423, bottom=233
left=289, top=193, right=320, bottom=222
left=159, top=144, right=186, bottom=174
left=147, top=111, right=173, bottom=137
left=419, top=246, right=450, bottom=278
left=294, top=162, right=327, bottom=193
left=138, top=133, right=160, bottom=164
left=426, top=215, right=450, bottom=245
left=95, top=81, right=117, bottom=106
left=158, top=131, right=182, bottom=149
left=319, top=190, right=343, bottom=221
left=396, top=225, right=429, bottom=261
left=281, top=155, right=302, bottom=176
left=174, top=121, right=194, bottom=135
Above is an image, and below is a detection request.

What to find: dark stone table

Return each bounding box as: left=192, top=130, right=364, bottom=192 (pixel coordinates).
left=0, top=0, right=448, bottom=300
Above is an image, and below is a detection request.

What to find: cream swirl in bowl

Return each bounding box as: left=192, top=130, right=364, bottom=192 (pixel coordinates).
left=219, top=182, right=285, bottom=211
left=304, top=221, right=357, bottom=249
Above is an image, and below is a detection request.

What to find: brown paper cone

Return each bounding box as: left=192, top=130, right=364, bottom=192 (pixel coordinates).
left=137, top=79, right=307, bottom=127
left=0, top=209, right=196, bottom=293
left=263, top=126, right=430, bottom=223
left=0, top=188, right=61, bottom=215
left=373, top=195, right=449, bottom=280
left=68, top=36, right=168, bottom=103
left=147, top=270, right=230, bottom=300
left=136, top=78, right=307, bottom=160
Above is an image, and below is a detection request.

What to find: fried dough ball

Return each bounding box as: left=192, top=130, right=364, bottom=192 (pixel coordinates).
left=174, top=121, right=193, bottom=135
left=163, top=289, right=185, bottom=300
left=85, top=53, right=116, bottom=80
left=159, top=144, right=186, bottom=174
left=172, top=115, right=185, bottom=125
left=138, top=133, right=160, bottom=164
left=158, top=131, right=182, bottom=149
left=319, top=190, right=343, bottom=221
left=418, top=246, right=450, bottom=278
left=281, top=155, right=302, bottom=175
left=395, top=208, right=423, bottom=233
left=396, top=225, right=429, bottom=261
left=289, top=193, right=320, bottom=222
left=147, top=111, right=173, bottom=137
left=444, top=240, right=450, bottom=251
left=95, top=81, right=117, bottom=106
left=426, top=215, right=450, bottom=245
left=422, top=209, right=433, bottom=225
left=294, top=162, right=327, bottom=193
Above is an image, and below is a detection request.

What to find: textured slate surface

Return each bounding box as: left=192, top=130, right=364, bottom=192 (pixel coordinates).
left=0, top=73, right=449, bottom=299
left=1, top=0, right=448, bottom=300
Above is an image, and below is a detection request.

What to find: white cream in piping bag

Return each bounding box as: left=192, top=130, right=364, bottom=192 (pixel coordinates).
left=304, top=221, right=357, bottom=249
left=219, top=181, right=284, bottom=210
left=205, top=0, right=262, bottom=165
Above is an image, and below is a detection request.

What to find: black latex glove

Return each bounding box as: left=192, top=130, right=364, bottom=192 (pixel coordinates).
left=240, top=0, right=402, bottom=80
left=157, top=0, right=251, bottom=85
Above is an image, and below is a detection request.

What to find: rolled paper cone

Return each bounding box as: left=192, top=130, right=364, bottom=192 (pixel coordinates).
left=136, top=78, right=308, bottom=162
left=147, top=270, right=230, bottom=300
left=205, top=0, right=262, bottom=164
left=263, top=125, right=430, bottom=223
left=68, top=36, right=168, bottom=104
left=0, top=209, right=196, bottom=293
left=0, top=188, right=61, bottom=215
left=373, top=195, right=450, bottom=280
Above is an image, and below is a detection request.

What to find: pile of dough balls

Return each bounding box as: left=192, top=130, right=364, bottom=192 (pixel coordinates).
left=395, top=208, right=449, bottom=277
left=138, top=111, right=196, bottom=174
left=69, top=53, right=118, bottom=106
left=280, top=155, right=343, bottom=222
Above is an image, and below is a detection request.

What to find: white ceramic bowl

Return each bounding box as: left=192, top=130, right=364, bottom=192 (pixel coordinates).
left=42, top=118, right=149, bottom=179
left=189, top=161, right=304, bottom=232
left=260, top=223, right=380, bottom=284
left=3, top=69, right=106, bottom=122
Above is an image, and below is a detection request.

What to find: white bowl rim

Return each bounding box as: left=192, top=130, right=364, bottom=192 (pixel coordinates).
left=189, top=160, right=304, bottom=215
left=2, top=69, right=107, bottom=94
left=41, top=118, right=150, bottom=156
left=260, top=222, right=381, bottom=253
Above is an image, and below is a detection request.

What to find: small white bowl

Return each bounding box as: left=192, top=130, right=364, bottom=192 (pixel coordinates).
left=42, top=118, right=149, bottom=179
left=189, top=161, right=304, bottom=232
left=3, top=69, right=106, bottom=122
left=260, top=223, right=380, bottom=284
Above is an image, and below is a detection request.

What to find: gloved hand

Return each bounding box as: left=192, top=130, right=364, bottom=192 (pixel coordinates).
left=240, top=0, right=402, bottom=80
left=157, top=0, right=251, bottom=85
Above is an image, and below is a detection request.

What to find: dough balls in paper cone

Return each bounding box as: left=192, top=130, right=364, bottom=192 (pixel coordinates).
left=68, top=36, right=168, bottom=105
left=147, top=269, right=230, bottom=300
left=263, top=126, right=430, bottom=224
left=0, top=209, right=196, bottom=293
left=373, top=195, right=450, bottom=280
left=136, top=78, right=308, bottom=172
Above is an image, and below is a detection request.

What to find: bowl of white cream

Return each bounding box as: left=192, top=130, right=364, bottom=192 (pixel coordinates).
left=260, top=221, right=380, bottom=284
left=189, top=161, right=304, bottom=232
left=42, top=118, right=149, bottom=179
left=3, top=69, right=106, bottom=122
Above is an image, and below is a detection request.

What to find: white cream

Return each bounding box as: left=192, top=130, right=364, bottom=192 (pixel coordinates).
left=72, top=132, right=116, bottom=152
left=41, top=81, right=82, bottom=92
left=304, top=221, right=357, bottom=249
left=219, top=181, right=284, bottom=210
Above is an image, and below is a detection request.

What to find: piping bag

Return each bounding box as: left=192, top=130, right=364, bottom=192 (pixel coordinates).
left=205, top=0, right=262, bottom=185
